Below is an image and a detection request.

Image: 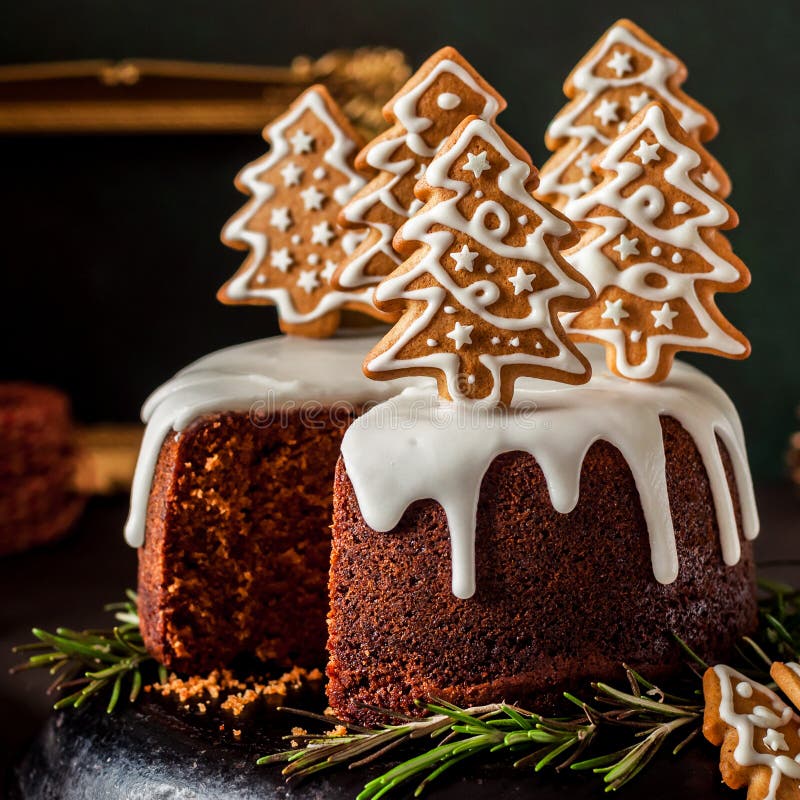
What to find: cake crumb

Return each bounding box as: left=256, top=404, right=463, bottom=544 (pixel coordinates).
left=327, top=725, right=348, bottom=737
left=148, top=665, right=322, bottom=715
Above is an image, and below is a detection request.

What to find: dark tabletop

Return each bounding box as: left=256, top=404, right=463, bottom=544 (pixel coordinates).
left=1, top=485, right=798, bottom=796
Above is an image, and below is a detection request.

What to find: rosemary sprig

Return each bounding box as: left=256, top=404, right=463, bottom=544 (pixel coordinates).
left=262, top=668, right=702, bottom=797
left=266, top=579, right=800, bottom=797
left=756, top=576, right=800, bottom=663
left=10, top=589, right=163, bottom=713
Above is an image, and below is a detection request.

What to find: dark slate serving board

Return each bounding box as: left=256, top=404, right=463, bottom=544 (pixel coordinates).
left=9, top=686, right=733, bottom=800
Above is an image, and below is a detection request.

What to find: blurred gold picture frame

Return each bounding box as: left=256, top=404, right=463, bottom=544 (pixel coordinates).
left=0, top=48, right=410, bottom=138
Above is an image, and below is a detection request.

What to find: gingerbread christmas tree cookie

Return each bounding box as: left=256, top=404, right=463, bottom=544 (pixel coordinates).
left=364, top=115, right=593, bottom=405
left=703, top=663, right=800, bottom=799
left=219, top=85, right=374, bottom=338
left=562, top=101, right=750, bottom=382
left=332, top=47, right=506, bottom=301
left=538, top=18, right=729, bottom=210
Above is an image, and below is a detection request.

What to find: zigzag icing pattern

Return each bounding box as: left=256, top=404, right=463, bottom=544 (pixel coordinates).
left=563, top=102, right=749, bottom=382
left=367, top=117, right=591, bottom=404
left=220, top=87, right=374, bottom=326
left=538, top=19, right=728, bottom=207
left=334, top=49, right=504, bottom=291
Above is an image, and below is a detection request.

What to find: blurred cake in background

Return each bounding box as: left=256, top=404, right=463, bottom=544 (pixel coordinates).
left=0, top=383, right=86, bottom=555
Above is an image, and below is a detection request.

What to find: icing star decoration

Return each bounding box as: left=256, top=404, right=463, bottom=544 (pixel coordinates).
left=593, top=99, right=620, bottom=126
left=280, top=162, right=303, bottom=187
left=270, top=247, right=293, bottom=272
left=289, top=129, right=315, bottom=154
left=606, top=50, right=634, bottom=77
left=463, top=151, right=491, bottom=177
left=300, top=186, right=326, bottom=211
left=311, top=221, right=336, bottom=246
left=270, top=207, right=292, bottom=232
left=447, top=321, right=474, bottom=350
left=601, top=298, right=629, bottom=326
left=451, top=245, right=479, bottom=272
left=703, top=663, right=800, bottom=800
left=612, top=234, right=640, bottom=260
left=651, top=302, right=679, bottom=329
left=296, top=269, right=320, bottom=293
left=508, top=267, right=536, bottom=295
left=633, top=139, right=661, bottom=164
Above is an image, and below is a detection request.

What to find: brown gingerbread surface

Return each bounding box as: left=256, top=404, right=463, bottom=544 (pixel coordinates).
left=219, top=85, right=376, bottom=337
left=538, top=18, right=729, bottom=209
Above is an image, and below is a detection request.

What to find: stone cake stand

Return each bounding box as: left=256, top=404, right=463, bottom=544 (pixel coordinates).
left=10, top=686, right=732, bottom=799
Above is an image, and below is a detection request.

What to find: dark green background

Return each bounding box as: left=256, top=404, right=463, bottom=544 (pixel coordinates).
left=1, top=0, right=797, bottom=479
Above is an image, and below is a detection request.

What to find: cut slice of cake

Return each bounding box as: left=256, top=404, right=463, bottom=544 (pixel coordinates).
left=126, top=334, right=424, bottom=672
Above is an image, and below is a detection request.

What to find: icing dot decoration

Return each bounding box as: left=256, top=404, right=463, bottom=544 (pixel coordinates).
left=437, top=91, right=462, bottom=110
left=365, top=114, right=593, bottom=405
left=563, top=102, right=750, bottom=382
left=333, top=47, right=506, bottom=295
left=537, top=18, right=730, bottom=209
left=219, top=85, right=376, bottom=336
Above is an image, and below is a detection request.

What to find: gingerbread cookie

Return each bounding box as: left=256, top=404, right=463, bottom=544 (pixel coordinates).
left=538, top=18, right=729, bottom=210
left=772, top=662, right=800, bottom=715
left=332, top=47, right=506, bottom=299
left=562, top=101, right=750, bottom=382
left=703, top=664, right=800, bottom=799
left=219, top=85, right=376, bottom=338
left=364, top=115, right=593, bottom=405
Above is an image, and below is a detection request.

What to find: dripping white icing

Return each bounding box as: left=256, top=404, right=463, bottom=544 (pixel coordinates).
left=341, top=346, right=758, bottom=599
left=713, top=665, right=800, bottom=799
left=124, top=334, right=428, bottom=548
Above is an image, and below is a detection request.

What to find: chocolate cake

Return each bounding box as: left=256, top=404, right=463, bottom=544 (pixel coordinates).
left=327, top=352, right=759, bottom=724
left=126, top=335, right=421, bottom=671
left=0, top=383, right=85, bottom=555
left=137, top=407, right=357, bottom=671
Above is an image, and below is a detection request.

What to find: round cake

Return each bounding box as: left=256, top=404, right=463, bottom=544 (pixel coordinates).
left=328, top=349, right=758, bottom=723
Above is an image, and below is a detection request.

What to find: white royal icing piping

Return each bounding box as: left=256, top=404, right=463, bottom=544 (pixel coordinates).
left=337, top=56, right=501, bottom=290
left=786, top=662, right=800, bottom=679
left=222, top=88, right=375, bottom=323
left=713, top=665, right=800, bottom=800
left=342, top=346, right=758, bottom=599
left=124, top=334, right=429, bottom=548
left=539, top=22, right=712, bottom=204
left=563, top=103, right=747, bottom=380
left=369, top=117, right=591, bottom=403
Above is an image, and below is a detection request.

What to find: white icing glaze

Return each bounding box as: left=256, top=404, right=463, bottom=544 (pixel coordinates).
left=713, top=665, right=800, bottom=799
left=539, top=21, right=716, bottom=204
left=221, top=87, right=375, bottom=324
left=369, top=117, right=591, bottom=403
left=343, top=346, right=758, bottom=599
left=437, top=92, right=462, bottom=110
left=124, top=334, right=429, bottom=548
left=337, top=53, right=501, bottom=290
left=786, top=662, right=800, bottom=679
left=736, top=681, right=754, bottom=699
left=563, top=103, right=748, bottom=381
